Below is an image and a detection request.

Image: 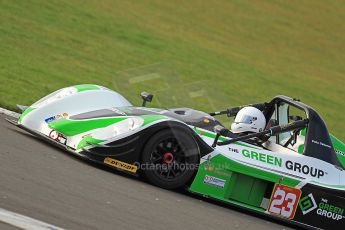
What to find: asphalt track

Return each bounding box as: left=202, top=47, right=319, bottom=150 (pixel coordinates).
left=0, top=114, right=293, bottom=230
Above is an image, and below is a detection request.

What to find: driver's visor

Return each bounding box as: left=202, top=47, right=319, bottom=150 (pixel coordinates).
left=234, top=115, right=257, bottom=124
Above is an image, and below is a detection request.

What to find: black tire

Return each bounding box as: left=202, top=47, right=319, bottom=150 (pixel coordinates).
left=141, top=129, right=200, bottom=189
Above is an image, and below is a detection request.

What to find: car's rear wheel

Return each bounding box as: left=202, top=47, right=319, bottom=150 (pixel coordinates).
left=141, top=129, right=199, bottom=189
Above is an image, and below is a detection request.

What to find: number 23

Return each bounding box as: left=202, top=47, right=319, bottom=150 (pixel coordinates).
left=269, top=187, right=299, bottom=219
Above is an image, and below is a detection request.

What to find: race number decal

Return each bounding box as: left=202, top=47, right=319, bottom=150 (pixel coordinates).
left=268, top=184, right=302, bottom=219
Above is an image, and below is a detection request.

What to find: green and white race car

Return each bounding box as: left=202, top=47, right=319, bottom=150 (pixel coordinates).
left=8, top=84, right=345, bottom=230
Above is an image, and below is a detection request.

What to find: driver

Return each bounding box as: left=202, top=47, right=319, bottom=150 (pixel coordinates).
left=230, top=107, right=267, bottom=144
left=231, top=106, right=269, bottom=146
left=230, top=106, right=305, bottom=154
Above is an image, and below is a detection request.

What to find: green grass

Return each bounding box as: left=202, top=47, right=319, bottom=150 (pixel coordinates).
left=0, top=0, right=344, bottom=140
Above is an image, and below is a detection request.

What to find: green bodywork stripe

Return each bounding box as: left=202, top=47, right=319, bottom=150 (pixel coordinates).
left=49, top=117, right=127, bottom=136
left=77, top=136, right=103, bottom=150
left=142, top=115, right=168, bottom=126
left=300, top=128, right=307, bottom=136
left=74, top=84, right=100, bottom=92
left=189, top=187, right=265, bottom=213
left=189, top=154, right=300, bottom=210
left=296, top=128, right=306, bottom=154
left=297, top=144, right=305, bottom=154
left=331, top=134, right=345, bottom=152
left=330, top=134, right=345, bottom=168
left=18, top=107, right=35, bottom=123
left=193, top=128, right=262, bottom=150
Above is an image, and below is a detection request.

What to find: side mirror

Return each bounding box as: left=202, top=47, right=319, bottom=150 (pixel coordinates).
left=141, top=92, right=154, bottom=107
left=214, top=125, right=228, bottom=135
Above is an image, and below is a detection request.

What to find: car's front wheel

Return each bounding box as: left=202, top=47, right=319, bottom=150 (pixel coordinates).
left=141, top=129, right=200, bottom=189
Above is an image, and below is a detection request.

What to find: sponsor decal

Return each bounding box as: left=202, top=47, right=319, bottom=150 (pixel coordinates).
left=228, top=147, right=239, bottom=153
left=311, top=140, right=332, bottom=149
left=242, top=149, right=282, bottom=167
left=240, top=149, right=326, bottom=178
left=48, top=130, right=67, bottom=144
left=204, top=164, right=213, bottom=171
left=49, top=130, right=59, bottom=140
left=268, top=184, right=302, bottom=219
left=204, top=165, right=232, bottom=177
left=203, top=175, right=226, bottom=188
left=317, top=199, right=344, bottom=221
left=299, top=193, right=345, bottom=221
left=45, top=116, right=56, bottom=123
left=109, top=108, right=126, bottom=116
left=285, top=161, right=325, bottom=178
left=104, top=157, right=138, bottom=173
left=45, top=113, right=68, bottom=123
left=299, top=193, right=317, bottom=215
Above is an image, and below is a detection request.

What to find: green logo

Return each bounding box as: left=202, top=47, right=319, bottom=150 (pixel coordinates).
left=242, top=149, right=282, bottom=167
left=299, top=193, right=317, bottom=215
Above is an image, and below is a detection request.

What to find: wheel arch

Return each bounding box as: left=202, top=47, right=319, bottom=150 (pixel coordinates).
left=138, top=120, right=213, bottom=162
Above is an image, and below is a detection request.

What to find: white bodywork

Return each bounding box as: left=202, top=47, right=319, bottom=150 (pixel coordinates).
left=198, top=128, right=345, bottom=191
left=19, top=85, right=132, bottom=136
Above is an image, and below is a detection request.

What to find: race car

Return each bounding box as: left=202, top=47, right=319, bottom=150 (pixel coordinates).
left=6, top=84, right=345, bottom=230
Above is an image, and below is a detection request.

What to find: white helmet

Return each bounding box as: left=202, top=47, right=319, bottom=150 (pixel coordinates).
left=231, top=106, right=266, bottom=134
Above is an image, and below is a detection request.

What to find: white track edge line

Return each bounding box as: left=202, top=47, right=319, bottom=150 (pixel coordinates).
left=0, top=108, right=65, bottom=229
left=0, top=208, right=65, bottom=230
